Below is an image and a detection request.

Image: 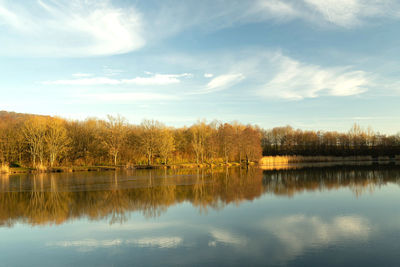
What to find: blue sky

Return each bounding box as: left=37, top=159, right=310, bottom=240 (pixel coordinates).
left=0, top=0, right=400, bottom=133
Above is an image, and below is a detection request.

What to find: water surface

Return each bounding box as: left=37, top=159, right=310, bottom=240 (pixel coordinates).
left=1, top=165, right=400, bottom=266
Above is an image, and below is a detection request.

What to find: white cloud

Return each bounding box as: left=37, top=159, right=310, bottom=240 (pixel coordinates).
left=255, top=0, right=300, bottom=20
left=303, top=0, right=361, bottom=27
left=204, top=73, right=214, bottom=78
left=193, top=73, right=245, bottom=94
left=123, top=73, right=192, bottom=86
left=85, top=92, right=178, bottom=102
left=0, top=0, right=145, bottom=57
left=302, top=0, right=398, bottom=27
left=42, top=73, right=192, bottom=86
left=0, top=0, right=399, bottom=59
left=197, top=0, right=400, bottom=30
left=259, top=53, right=369, bottom=100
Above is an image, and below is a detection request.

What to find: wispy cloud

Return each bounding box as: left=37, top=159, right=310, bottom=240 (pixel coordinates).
left=302, top=0, right=398, bottom=27
left=1, top=0, right=398, bottom=58
left=207, top=73, right=245, bottom=91
left=146, top=0, right=400, bottom=43
left=42, top=73, right=192, bottom=86
left=192, top=73, right=245, bottom=94
left=82, top=92, right=179, bottom=102
left=171, top=49, right=370, bottom=99
left=253, top=0, right=400, bottom=28
left=259, top=53, right=370, bottom=100
left=0, top=0, right=144, bottom=57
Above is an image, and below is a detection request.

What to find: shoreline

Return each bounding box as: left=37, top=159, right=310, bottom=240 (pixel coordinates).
left=2, top=155, right=400, bottom=174
left=3, top=162, right=249, bottom=174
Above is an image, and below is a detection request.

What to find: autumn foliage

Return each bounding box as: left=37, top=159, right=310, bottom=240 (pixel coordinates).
left=0, top=111, right=262, bottom=168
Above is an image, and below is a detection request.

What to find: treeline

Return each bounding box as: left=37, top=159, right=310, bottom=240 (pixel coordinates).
left=1, top=111, right=400, bottom=169
left=261, top=124, right=400, bottom=157
left=0, top=111, right=262, bottom=168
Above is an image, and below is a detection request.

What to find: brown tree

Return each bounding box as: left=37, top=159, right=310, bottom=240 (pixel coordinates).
left=45, top=118, right=70, bottom=167
left=101, top=115, right=128, bottom=166
left=22, top=117, right=47, bottom=168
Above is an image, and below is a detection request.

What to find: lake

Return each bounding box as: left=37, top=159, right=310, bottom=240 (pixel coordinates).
left=1, top=165, right=400, bottom=266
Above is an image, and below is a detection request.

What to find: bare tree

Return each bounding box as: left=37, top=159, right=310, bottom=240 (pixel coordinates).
left=45, top=117, right=70, bottom=167
left=158, top=128, right=175, bottom=164
left=101, top=115, right=127, bottom=166
left=190, top=120, right=209, bottom=164
left=23, top=117, right=47, bottom=168
left=139, top=120, right=162, bottom=165
left=218, top=123, right=235, bottom=164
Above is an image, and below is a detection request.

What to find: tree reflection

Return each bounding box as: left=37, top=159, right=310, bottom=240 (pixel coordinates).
left=0, top=165, right=400, bottom=227
left=262, top=165, right=400, bottom=197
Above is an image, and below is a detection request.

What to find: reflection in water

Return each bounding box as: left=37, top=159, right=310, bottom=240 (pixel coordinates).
left=1, top=165, right=400, bottom=266
left=262, top=165, right=400, bottom=197
left=0, top=168, right=265, bottom=226
left=47, top=236, right=183, bottom=250
left=261, top=215, right=370, bottom=262
left=0, top=165, right=400, bottom=227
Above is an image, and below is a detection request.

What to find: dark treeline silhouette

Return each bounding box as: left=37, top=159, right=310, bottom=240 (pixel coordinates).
left=261, top=124, right=400, bottom=157
left=0, top=111, right=261, bottom=168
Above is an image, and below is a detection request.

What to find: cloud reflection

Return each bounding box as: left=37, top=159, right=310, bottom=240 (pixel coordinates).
left=47, top=236, right=182, bottom=251
left=261, top=215, right=370, bottom=260
left=208, top=228, right=248, bottom=247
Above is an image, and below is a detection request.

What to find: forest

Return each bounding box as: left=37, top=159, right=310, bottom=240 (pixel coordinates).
left=0, top=111, right=261, bottom=170
left=0, top=111, right=400, bottom=170
left=262, top=125, right=400, bottom=157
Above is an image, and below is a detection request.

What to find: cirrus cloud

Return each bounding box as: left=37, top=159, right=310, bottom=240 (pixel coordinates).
left=0, top=0, right=145, bottom=57
left=42, top=73, right=192, bottom=86
left=191, top=73, right=245, bottom=94
left=259, top=53, right=370, bottom=100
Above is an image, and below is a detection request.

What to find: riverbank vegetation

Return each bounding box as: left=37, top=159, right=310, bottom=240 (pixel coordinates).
left=1, top=111, right=400, bottom=172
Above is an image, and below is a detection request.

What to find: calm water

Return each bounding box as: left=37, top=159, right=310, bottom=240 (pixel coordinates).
left=1, top=165, right=400, bottom=266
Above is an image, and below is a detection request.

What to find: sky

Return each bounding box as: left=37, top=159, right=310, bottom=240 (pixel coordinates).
left=0, top=0, right=400, bottom=133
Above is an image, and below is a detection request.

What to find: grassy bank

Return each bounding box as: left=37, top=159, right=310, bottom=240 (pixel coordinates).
left=259, top=155, right=400, bottom=165
left=1, top=162, right=251, bottom=174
